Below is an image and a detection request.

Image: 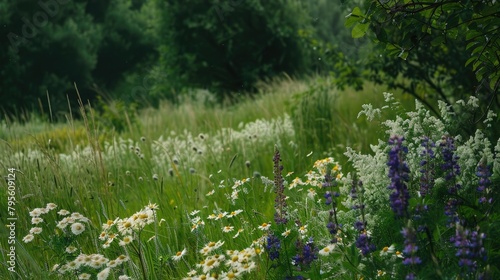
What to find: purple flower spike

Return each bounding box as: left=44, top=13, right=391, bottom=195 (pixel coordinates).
left=387, top=135, right=411, bottom=218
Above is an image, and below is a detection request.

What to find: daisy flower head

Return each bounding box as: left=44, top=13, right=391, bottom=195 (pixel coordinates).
left=71, top=222, right=85, bottom=235
left=147, top=202, right=159, bottom=210
left=206, top=189, right=215, bottom=196
left=395, top=250, right=404, bottom=259
left=172, top=248, right=187, bottom=261
left=46, top=203, right=57, bottom=210
left=258, top=222, right=271, bottom=231
left=97, top=267, right=111, bottom=280
left=199, top=254, right=224, bottom=274
left=222, top=225, right=234, bottom=233
left=107, top=260, right=119, bottom=268
left=30, top=227, right=43, bottom=235
left=66, top=245, right=78, bottom=254
left=119, top=235, right=134, bottom=246
left=31, top=217, right=43, bottom=225
left=29, top=208, right=44, bottom=217
left=23, top=234, right=34, bottom=243
left=380, top=244, right=396, bottom=257
left=115, top=255, right=130, bottom=264
left=227, top=209, right=243, bottom=218
left=78, top=273, right=91, bottom=280
left=307, top=188, right=317, bottom=199
left=319, top=243, right=336, bottom=256
left=282, top=228, right=291, bottom=238
left=298, top=224, right=308, bottom=235
left=199, top=240, right=224, bottom=256
left=57, top=209, right=70, bottom=216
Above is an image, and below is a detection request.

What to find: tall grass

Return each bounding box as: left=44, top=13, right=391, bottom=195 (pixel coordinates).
left=0, top=77, right=430, bottom=279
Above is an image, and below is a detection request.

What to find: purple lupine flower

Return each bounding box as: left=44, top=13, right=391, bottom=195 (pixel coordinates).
left=350, top=180, right=365, bottom=210
left=355, top=232, right=376, bottom=256
left=349, top=178, right=375, bottom=256
left=401, top=226, right=422, bottom=267
left=266, top=233, right=281, bottom=261
left=324, top=191, right=333, bottom=205
left=405, top=273, right=416, bottom=280
left=273, top=148, right=288, bottom=225
left=450, top=224, right=487, bottom=273
left=440, top=135, right=462, bottom=227
left=326, top=210, right=340, bottom=243
left=476, top=161, right=492, bottom=204
left=387, top=135, right=411, bottom=218
left=440, top=135, right=461, bottom=193
left=354, top=220, right=365, bottom=231
left=420, top=136, right=436, bottom=197
left=291, top=237, right=318, bottom=270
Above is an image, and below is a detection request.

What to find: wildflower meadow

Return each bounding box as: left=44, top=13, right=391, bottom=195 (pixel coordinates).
left=1, top=83, right=499, bottom=279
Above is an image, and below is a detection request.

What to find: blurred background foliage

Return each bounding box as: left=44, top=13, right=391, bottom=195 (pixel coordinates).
left=1, top=0, right=364, bottom=119
left=1, top=0, right=498, bottom=137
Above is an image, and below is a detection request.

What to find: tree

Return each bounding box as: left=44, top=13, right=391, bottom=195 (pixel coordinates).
left=0, top=0, right=157, bottom=119
left=157, top=0, right=316, bottom=97
left=344, top=0, right=500, bottom=116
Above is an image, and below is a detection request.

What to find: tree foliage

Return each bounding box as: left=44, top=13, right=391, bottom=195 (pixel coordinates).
left=0, top=0, right=156, bottom=118
left=157, top=0, right=318, bottom=96
left=344, top=0, right=500, bottom=115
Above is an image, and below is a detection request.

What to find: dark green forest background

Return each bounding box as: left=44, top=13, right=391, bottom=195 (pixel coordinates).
left=1, top=0, right=499, bottom=125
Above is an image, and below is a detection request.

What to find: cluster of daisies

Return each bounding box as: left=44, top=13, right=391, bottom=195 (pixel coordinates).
left=99, top=202, right=159, bottom=248
left=179, top=240, right=264, bottom=280
left=54, top=253, right=131, bottom=280
left=22, top=203, right=90, bottom=243
left=22, top=203, right=161, bottom=279
left=288, top=157, right=343, bottom=190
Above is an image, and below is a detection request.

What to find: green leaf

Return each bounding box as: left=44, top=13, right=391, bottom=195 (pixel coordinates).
left=352, top=23, right=369, bottom=38
left=466, top=41, right=479, bottom=50
left=351, top=6, right=363, bottom=17
left=345, top=15, right=362, bottom=28
left=447, top=28, right=458, bottom=40
left=398, top=48, right=409, bottom=60
left=431, top=36, right=444, bottom=46
left=345, top=7, right=364, bottom=28
left=465, top=56, right=477, bottom=67
left=489, top=71, right=500, bottom=90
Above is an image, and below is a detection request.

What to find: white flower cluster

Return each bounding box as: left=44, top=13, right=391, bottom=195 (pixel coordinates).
left=54, top=253, right=131, bottom=280
left=99, top=203, right=158, bottom=248
left=4, top=114, right=296, bottom=177
left=345, top=94, right=500, bottom=222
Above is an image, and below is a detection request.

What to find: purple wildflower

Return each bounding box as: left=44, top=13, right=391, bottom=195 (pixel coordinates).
left=266, top=233, right=281, bottom=261
left=292, top=237, right=318, bottom=270
left=273, top=147, right=288, bottom=225
left=401, top=225, right=421, bottom=280
left=405, top=273, right=416, bottom=280
left=355, top=232, right=376, bottom=256
left=439, top=135, right=462, bottom=226
left=326, top=210, right=340, bottom=243
left=387, top=135, right=411, bottom=218
left=476, top=161, right=492, bottom=204
left=420, top=136, right=436, bottom=197
left=450, top=224, right=487, bottom=273
left=324, top=191, right=333, bottom=205
left=439, top=135, right=461, bottom=193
